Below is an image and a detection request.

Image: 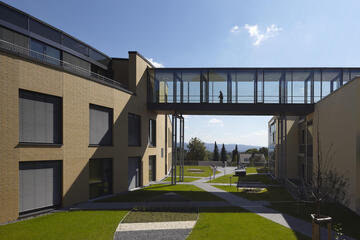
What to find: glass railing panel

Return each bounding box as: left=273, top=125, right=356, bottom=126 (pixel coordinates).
left=209, top=70, right=227, bottom=103
left=292, top=70, right=312, bottom=103
left=182, top=70, right=201, bottom=103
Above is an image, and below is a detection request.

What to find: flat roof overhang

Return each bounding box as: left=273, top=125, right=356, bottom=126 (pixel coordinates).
left=147, top=103, right=314, bottom=116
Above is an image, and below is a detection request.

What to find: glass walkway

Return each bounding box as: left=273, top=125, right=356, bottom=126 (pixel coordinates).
left=148, top=67, right=360, bottom=115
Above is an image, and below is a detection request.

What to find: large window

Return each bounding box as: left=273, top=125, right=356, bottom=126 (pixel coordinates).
left=149, top=119, right=156, bottom=147
left=0, top=4, right=27, bottom=29
left=128, top=113, right=141, bottom=146
left=89, top=158, right=112, bottom=199
left=89, top=104, right=113, bottom=146
left=30, top=39, right=61, bottom=66
left=29, top=19, right=61, bottom=44
left=19, top=90, right=62, bottom=144
left=63, top=34, right=88, bottom=56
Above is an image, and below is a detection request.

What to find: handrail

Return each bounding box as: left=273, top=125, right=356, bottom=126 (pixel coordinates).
left=0, top=39, right=127, bottom=90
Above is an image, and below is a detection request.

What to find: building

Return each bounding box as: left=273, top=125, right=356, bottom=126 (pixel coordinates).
left=239, top=153, right=266, bottom=166
left=0, top=2, right=172, bottom=223
left=268, top=79, right=360, bottom=215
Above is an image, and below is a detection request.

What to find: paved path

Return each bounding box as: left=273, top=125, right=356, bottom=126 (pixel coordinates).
left=114, top=221, right=197, bottom=240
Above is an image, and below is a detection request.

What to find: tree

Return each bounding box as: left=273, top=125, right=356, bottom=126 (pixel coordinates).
left=213, top=141, right=219, bottom=161
left=220, top=144, right=227, bottom=163
left=186, top=137, right=206, bottom=161
left=245, top=148, right=259, bottom=154
left=259, top=147, right=268, bottom=160
left=232, top=145, right=239, bottom=165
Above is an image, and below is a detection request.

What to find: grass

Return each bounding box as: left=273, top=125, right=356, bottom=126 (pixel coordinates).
left=246, top=167, right=258, bottom=174
left=99, top=184, right=224, bottom=202
left=163, top=176, right=199, bottom=182
left=209, top=173, right=278, bottom=185
left=122, top=208, right=198, bottom=223
left=214, top=185, right=294, bottom=202
left=269, top=202, right=360, bottom=239
left=188, top=207, right=310, bottom=240
left=177, top=165, right=220, bottom=177
left=0, top=210, right=127, bottom=240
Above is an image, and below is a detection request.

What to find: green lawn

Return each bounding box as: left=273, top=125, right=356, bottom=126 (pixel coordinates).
left=246, top=167, right=258, bottom=174
left=163, top=176, right=199, bottom=182
left=123, top=208, right=198, bottom=223
left=214, top=185, right=294, bottom=202
left=177, top=165, right=220, bottom=177
left=99, top=184, right=224, bottom=202
left=188, top=207, right=310, bottom=240
left=269, top=202, right=360, bottom=239
left=209, top=173, right=278, bottom=185
left=0, top=211, right=127, bottom=240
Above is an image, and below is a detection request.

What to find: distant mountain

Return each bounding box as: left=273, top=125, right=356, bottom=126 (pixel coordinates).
left=181, top=142, right=262, bottom=152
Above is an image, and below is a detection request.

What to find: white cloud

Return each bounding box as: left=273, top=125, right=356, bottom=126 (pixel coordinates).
left=230, top=25, right=240, bottom=33
left=244, top=24, right=282, bottom=46
left=208, top=118, right=224, bottom=127
left=146, top=57, right=164, bottom=68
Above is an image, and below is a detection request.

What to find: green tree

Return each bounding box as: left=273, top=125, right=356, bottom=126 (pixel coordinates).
left=232, top=145, right=239, bottom=165
left=186, top=137, right=206, bottom=161
left=245, top=148, right=259, bottom=154
left=213, top=141, right=219, bottom=161
left=220, top=144, right=227, bottom=163
left=259, top=147, right=268, bottom=160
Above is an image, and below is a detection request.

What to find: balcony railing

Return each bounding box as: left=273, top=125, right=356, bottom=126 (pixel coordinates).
left=0, top=39, right=126, bottom=90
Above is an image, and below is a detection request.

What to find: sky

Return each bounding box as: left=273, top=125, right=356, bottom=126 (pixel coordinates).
left=6, top=0, right=360, bottom=147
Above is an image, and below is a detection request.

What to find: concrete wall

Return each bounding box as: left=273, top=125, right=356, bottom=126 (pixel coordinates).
left=313, top=78, right=360, bottom=214
left=0, top=51, right=171, bottom=223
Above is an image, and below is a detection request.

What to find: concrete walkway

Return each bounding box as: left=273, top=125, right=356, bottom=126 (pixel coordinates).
left=114, top=221, right=197, bottom=240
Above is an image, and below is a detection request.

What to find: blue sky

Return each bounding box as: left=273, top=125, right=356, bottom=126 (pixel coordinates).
left=6, top=0, right=360, bottom=146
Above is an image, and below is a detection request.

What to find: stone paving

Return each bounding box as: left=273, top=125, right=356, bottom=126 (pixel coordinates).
left=114, top=221, right=197, bottom=240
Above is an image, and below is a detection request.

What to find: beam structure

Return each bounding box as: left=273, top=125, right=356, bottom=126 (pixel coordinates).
left=171, top=114, right=185, bottom=184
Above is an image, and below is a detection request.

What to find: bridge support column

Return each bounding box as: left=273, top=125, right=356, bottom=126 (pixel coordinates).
left=171, top=114, right=185, bottom=184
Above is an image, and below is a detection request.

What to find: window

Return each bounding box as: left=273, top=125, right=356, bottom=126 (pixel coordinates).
left=19, top=90, right=62, bottom=144
left=149, top=119, right=156, bottom=147
left=149, top=155, right=156, bottom=182
left=0, top=4, right=28, bottom=29
left=89, top=158, right=112, bottom=199
left=128, top=113, right=141, bottom=146
left=30, top=39, right=61, bottom=66
left=29, top=19, right=61, bottom=43
left=63, top=52, right=91, bottom=76
left=89, top=104, right=113, bottom=146
left=0, top=26, right=29, bottom=55
left=89, top=48, right=110, bottom=66
left=63, top=34, right=88, bottom=56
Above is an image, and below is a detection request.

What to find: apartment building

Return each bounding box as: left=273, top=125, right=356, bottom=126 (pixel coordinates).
left=0, top=2, right=172, bottom=223
left=269, top=79, right=360, bottom=215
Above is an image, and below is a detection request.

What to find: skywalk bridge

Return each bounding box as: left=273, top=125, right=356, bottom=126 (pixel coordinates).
left=147, top=67, right=360, bottom=115
left=147, top=67, right=360, bottom=183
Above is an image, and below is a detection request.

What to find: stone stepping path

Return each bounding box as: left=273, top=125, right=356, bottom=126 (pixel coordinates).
left=114, top=221, right=197, bottom=240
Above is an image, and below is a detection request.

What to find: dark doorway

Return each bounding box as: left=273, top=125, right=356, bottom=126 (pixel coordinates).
left=128, top=157, right=141, bottom=190
left=149, top=155, right=156, bottom=182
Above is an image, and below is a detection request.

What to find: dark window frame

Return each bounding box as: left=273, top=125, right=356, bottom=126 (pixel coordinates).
left=89, top=104, right=113, bottom=147
left=19, top=89, right=63, bottom=145
left=128, top=113, right=141, bottom=147
left=89, top=158, right=113, bottom=199
left=149, top=118, right=156, bottom=147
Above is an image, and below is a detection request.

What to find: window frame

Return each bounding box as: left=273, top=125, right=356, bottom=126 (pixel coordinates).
left=89, top=103, right=113, bottom=147
left=128, top=113, right=141, bottom=147
left=148, top=118, right=156, bottom=147
left=19, top=89, right=63, bottom=145
left=89, top=158, right=113, bottom=199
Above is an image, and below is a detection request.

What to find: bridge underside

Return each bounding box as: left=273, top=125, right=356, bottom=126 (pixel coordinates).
left=148, top=103, right=314, bottom=115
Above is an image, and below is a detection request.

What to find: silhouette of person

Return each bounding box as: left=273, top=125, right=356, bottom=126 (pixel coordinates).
left=219, top=91, right=223, bottom=103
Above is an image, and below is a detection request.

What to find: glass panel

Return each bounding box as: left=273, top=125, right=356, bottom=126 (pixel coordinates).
left=182, top=71, right=200, bottom=103
left=155, top=71, right=173, bottom=103
left=89, top=48, right=110, bottom=66
left=29, top=19, right=61, bottom=43
left=128, top=113, right=141, bottom=146
left=0, top=4, right=28, bottom=29
left=322, top=70, right=340, bottom=96
left=292, top=70, right=311, bottom=103
left=44, top=44, right=60, bottom=66
left=30, top=38, right=44, bottom=61
left=63, top=34, right=88, bottom=56
left=237, top=70, right=255, bottom=103
left=209, top=70, right=227, bottom=103
left=313, top=70, right=321, bottom=102
left=264, top=70, right=281, bottom=103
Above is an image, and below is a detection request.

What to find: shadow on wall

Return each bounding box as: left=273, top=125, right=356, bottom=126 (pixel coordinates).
left=63, top=64, right=156, bottom=206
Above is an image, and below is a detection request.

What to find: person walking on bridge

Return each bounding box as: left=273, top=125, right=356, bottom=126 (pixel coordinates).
left=219, top=91, right=223, bottom=103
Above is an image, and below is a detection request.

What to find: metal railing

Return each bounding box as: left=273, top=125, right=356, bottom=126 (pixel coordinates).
left=0, top=39, right=126, bottom=90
